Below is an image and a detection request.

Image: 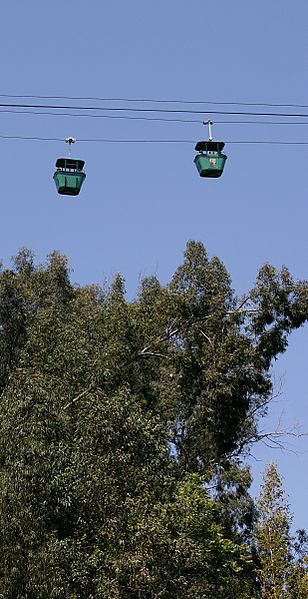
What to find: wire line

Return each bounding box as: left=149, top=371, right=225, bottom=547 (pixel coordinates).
left=0, top=93, right=308, bottom=109
left=0, top=134, right=307, bottom=145
left=1, top=109, right=308, bottom=126
left=0, top=102, right=308, bottom=118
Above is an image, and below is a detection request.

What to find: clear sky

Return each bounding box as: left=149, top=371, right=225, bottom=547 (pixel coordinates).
left=1, top=1, right=307, bottom=530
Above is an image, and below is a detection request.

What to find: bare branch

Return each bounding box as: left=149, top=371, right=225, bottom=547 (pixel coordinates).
left=138, top=350, right=168, bottom=359
left=239, top=382, right=284, bottom=431
left=224, top=427, right=308, bottom=460
left=63, top=387, right=92, bottom=411
left=226, top=308, right=259, bottom=316
left=235, top=296, right=251, bottom=311
left=227, top=295, right=252, bottom=313
left=260, top=430, right=308, bottom=440
left=139, top=345, right=152, bottom=355
left=199, top=329, right=214, bottom=348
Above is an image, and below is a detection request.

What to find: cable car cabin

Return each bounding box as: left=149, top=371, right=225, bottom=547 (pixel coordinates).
left=194, top=141, right=227, bottom=178
left=53, top=158, right=86, bottom=195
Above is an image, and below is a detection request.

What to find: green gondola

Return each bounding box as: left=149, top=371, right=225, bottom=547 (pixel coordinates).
left=53, top=137, right=86, bottom=196
left=194, top=141, right=227, bottom=178
left=194, top=121, right=227, bottom=178
left=53, top=157, right=86, bottom=196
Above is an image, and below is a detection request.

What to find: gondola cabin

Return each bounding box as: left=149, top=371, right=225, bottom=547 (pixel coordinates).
left=53, top=158, right=86, bottom=196
left=194, top=141, right=227, bottom=178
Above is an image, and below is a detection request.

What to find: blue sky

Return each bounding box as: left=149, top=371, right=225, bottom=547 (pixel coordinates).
left=1, top=1, right=307, bottom=529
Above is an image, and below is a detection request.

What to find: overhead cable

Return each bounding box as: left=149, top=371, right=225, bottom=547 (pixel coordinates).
left=0, top=93, right=308, bottom=109
left=0, top=134, right=307, bottom=145
left=1, top=108, right=308, bottom=126
left=0, top=102, right=308, bottom=118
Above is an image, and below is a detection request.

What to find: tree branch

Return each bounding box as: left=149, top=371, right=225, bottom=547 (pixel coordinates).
left=199, top=329, right=214, bottom=348
left=138, top=350, right=168, bottom=359
left=63, top=386, right=92, bottom=411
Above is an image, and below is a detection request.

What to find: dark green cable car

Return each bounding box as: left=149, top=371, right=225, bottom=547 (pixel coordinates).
left=54, top=158, right=86, bottom=195
left=53, top=137, right=86, bottom=196
left=194, top=121, right=227, bottom=178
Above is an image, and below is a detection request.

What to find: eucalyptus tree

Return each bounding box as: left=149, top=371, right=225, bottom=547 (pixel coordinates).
left=0, top=242, right=307, bottom=596
left=254, top=464, right=308, bottom=599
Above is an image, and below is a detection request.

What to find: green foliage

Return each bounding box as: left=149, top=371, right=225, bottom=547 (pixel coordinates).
left=0, top=241, right=307, bottom=596
left=0, top=375, right=171, bottom=596
left=254, top=464, right=308, bottom=599
left=254, top=464, right=292, bottom=599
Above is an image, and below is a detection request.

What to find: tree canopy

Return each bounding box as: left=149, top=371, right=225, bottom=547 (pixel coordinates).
left=254, top=463, right=308, bottom=599
left=0, top=241, right=307, bottom=597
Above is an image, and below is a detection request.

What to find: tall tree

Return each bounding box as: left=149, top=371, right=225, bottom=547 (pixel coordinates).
left=0, top=242, right=307, bottom=596
left=254, top=463, right=292, bottom=599
left=254, top=463, right=307, bottom=599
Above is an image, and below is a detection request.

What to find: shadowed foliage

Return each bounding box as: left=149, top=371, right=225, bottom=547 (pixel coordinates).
left=0, top=242, right=307, bottom=597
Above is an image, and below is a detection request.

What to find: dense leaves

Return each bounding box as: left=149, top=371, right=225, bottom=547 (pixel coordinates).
left=0, top=242, right=307, bottom=596
left=254, top=464, right=308, bottom=599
